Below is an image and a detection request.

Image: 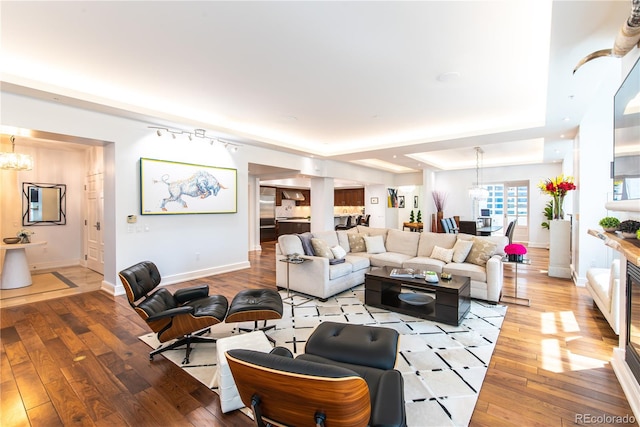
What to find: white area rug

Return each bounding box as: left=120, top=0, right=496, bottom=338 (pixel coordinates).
left=139, top=285, right=507, bottom=427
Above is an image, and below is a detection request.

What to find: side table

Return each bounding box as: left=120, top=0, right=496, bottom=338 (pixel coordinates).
left=210, top=331, right=273, bottom=413
left=1, top=241, right=47, bottom=289
left=278, top=256, right=312, bottom=306
left=500, top=258, right=531, bottom=306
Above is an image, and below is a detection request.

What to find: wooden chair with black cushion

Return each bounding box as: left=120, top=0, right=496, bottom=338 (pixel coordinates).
left=118, top=260, right=229, bottom=364
left=441, top=217, right=459, bottom=233
left=335, top=215, right=354, bottom=230
left=226, top=322, right=406, bottom=427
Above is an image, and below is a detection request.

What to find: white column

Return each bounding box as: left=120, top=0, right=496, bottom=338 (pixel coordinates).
left=310, top=177, right=334, bottom=233
left=549, top=220, right=571, bottom=278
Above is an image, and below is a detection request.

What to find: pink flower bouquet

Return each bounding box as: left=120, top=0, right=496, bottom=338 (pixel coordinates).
left=504, top=243, right=527, bottom=262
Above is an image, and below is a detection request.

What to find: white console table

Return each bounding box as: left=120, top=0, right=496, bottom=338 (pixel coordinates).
left=0, top=241, right=47, bottom=289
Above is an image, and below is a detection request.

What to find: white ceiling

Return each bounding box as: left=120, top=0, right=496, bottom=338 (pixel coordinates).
left=0, top=1, right=632, bottom=174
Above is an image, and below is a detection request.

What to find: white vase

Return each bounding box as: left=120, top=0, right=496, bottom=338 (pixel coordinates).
left=548, top=220, right=571, bottom=278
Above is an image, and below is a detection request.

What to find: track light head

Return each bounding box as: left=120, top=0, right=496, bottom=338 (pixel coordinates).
left=156, top=129, right=163, bottom=137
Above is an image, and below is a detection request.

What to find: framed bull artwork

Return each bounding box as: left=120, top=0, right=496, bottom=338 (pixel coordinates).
left=140, top=158, right=237, bottom=215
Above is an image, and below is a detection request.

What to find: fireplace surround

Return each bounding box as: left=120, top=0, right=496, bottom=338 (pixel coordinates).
left=626, top=261, right=640, bottom=384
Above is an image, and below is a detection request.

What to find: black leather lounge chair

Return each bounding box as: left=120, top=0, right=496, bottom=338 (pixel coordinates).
left=226, top=321, right=406, bottom=427
left=118, top=260, right=229, bottom=364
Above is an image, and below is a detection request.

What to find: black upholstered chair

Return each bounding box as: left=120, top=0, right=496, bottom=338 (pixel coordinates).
left=118, top=260, right=229, bottom=364
left=459, top=220, right=478, bottom=235
left=226, top=322, right=406, bottom=427
left=335, top=215, right=354, bottom=230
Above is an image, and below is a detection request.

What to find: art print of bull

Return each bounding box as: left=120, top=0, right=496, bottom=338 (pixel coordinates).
left=156, top=170, right=226, bottom=211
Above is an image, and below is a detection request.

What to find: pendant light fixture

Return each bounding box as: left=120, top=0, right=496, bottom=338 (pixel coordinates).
left=468, top=146, right=488, bottom=200
left=0, top=136, right=33, bottom=171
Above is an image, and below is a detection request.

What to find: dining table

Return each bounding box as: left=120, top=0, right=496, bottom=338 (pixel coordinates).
left=477, top=226, right=502, bottom=236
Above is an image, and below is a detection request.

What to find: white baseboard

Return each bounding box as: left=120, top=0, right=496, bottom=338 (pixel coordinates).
left=104, top=261, right=253, bottom=298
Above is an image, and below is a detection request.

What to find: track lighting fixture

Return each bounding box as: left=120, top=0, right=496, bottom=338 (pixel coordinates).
left=148, top=126, right=241, bottom=152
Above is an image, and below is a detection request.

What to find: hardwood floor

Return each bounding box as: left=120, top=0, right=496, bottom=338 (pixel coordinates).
left=1, top=243, right=636, bottom=426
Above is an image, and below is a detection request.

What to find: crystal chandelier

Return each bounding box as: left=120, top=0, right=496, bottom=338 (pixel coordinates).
left=0, top=136, right=33, bottom=171
left=468, top=147, right=489, bottom=200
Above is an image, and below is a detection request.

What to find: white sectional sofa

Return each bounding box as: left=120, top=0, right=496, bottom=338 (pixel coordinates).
left=276, top=226, right=508, bottom=302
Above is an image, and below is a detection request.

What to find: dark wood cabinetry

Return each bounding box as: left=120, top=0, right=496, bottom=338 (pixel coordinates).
left=334, top=188, right=364, bottom=206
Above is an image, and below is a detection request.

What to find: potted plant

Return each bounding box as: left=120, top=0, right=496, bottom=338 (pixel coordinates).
left=618, top=220, right=640, bottom=239
left=598, top=217, right=620, bottom=232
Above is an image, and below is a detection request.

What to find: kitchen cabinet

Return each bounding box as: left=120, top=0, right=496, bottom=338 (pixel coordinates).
left=334, top=188, right=364, bottom=206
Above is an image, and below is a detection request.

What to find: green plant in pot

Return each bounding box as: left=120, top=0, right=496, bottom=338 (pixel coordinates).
left=598, top=217, right=620, bottom=232
left=618, top=220, right=640, bottom=239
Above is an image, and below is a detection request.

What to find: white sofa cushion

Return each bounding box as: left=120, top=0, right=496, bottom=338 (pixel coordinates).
left=329, top=261, right=352, bottom=280
left=457, top=233, right=508, bottom=256
left=417, top=232, right=457, bottom=257
left=364, top=235, right=386, bottom=254
left=336, top=230, right=351, bottom=252
left=278, top=234, right=305, bottom=256
left=345, top=255, right=371, bottom=271
left=430, top=245, right=454, bottom=263
left=385, top=229, right=420, bottom=257
left=402, top=257, right=447, bottom=272
left=313, top=230, right=340, bottom=247
left=370, top=252, right=414, bottom=268
left=444, top=262, right=487, bottom=282
left=331, top=245, right=347, bottom=259
left=357, top=226, right=388, bottom=243
left=452, top=239, right=474, bottom=263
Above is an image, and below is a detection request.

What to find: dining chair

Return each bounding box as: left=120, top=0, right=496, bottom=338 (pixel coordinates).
left=440, top=217, right=458, bottom=233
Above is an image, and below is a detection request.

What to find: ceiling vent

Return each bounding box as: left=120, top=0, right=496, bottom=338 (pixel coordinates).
left=281, top=190, right=305, bottom=201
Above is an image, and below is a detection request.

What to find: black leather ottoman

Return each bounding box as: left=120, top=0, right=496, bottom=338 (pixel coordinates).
left=225, top=289, right=283, bottom=343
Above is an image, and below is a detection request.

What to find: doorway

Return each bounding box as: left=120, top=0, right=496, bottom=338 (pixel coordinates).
left=85, top=172, right=104, bottom=274
left=482, top=181, right=529, bottom=243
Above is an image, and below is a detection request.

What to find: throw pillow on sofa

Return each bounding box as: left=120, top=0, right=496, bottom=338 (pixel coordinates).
left=466, top=238, right=497, bottom=266
left=348, top=233, right=367, bottom=253
left=430, top=245, right=454, bottom=263
left=364, top=235, right=386, bottom=254
left=452, top=239, right=474, bottom=263
left=311, top=238, right=334, bottom=259
left=330, top=245, right=347, bottom=259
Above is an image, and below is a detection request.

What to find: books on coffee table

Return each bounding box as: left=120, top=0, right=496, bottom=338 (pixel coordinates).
left=389, top=268, right=416, bottom=278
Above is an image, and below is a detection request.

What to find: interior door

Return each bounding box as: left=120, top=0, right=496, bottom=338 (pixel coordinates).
left=481, top=181, right=529, bottom=243
left=86, top=173, right=104, bottom=274
left=503, top=181, right=529, bottom=243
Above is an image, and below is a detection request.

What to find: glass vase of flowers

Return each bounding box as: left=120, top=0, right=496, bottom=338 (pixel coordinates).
left=538, top=174, right=576, bottom=220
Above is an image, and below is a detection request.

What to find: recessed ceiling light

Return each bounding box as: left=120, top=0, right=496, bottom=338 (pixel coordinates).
left=560, top=134, right=565, bottom=138
left=563, top=117, right=570, bottom=122
left=437, top=71, right=461, bottom=82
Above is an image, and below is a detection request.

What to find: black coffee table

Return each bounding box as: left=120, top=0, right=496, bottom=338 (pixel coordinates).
left=365, top=266, right=470, bottom=326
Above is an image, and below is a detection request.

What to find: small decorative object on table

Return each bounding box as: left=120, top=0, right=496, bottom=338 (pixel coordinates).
left=17, top=229, right=34, bottom=244
left=3, top=237, right=21, bottom=244
left=440, top=272, right=452, bottom=281
left=618, top=220, right=640, bottom=239
left=598, top=216, right=620, bottom=233
left=505, top=243, right=527, bottom=262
